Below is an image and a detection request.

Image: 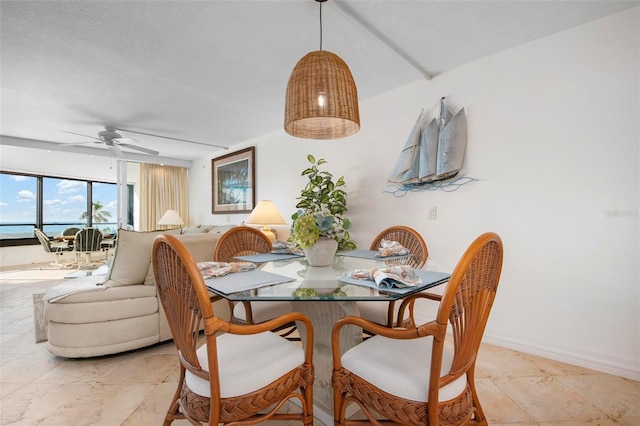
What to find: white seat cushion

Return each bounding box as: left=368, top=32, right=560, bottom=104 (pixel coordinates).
left=185, top=331, right=304, bottom=398
left=341, top=335, right=466, bottom=402
left=233, top=301, right=293, bottom=323
left=357, top=301, right=398, bottom=325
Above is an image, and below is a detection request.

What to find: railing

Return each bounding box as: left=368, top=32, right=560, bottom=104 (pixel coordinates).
left=0, top=222, right=118, bottom=242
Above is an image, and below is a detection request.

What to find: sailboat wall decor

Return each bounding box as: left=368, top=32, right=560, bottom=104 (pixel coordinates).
left=387, top=98, right=473, bottom=194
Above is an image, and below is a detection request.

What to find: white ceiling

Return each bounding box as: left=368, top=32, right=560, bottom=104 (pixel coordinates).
left=1, top=0, right=638, bottom=164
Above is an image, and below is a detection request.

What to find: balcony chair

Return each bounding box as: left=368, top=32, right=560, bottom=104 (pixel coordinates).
left=61, top=227, right=81, bottom=248
left=332, top=232, right=504, bottom=426
left=73, top=227, right=104, bottom=266
left=152, top=233, right=314, bottom=425
left=214, top=226, right=297, bottom=336
left=358, top=225, right=429, bottom=328
left=34, top=228, right=72, bottom=267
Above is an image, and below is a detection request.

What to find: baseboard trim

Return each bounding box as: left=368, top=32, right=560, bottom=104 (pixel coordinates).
left=483, top=329, right=640, bottom=381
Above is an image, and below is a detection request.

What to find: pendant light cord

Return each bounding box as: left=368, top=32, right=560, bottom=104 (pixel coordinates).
left=319, top=0, right=323, bottom=51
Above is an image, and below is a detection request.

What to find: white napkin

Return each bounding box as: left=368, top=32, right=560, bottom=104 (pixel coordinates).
left=197, top=261, right=256, bottom=280
left=375, top=239, right=410, bottom=257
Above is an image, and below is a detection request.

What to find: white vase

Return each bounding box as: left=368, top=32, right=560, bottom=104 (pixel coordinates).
left=303, top=238, right=339, bottom=267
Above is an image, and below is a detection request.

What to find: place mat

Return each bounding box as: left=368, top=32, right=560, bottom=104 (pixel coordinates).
left=337, top=249, right=412, bottom=261
left=204, top=269, right=295, bottom=294
left=234, top=253, right=304, bottom=262
left=338, top=270, right=450, bottom=294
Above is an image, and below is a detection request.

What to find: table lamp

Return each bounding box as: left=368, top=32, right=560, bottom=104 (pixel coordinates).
left=246, top=200, right=287, bottom=242
left=157, top=209, right=184, bottom=229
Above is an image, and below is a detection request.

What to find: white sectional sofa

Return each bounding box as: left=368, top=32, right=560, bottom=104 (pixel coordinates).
left=44, top=225, right=236, bottom=358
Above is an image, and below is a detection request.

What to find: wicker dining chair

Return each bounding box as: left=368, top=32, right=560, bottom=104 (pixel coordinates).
left=214, top=226, right=294, bottom=328
left=332, top=232, right=503, bottom=426
left=152, top=233, right=315, bottom=425
left=357, top=225, right=429, bottom=327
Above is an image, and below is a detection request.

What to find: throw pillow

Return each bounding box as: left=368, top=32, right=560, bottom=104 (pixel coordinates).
left=103, top=228, right=180, bottom=287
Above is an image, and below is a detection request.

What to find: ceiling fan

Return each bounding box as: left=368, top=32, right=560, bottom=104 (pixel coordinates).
left=61, top=126, right=229, bottom=157
left=61, top=127, right=159, bottom=157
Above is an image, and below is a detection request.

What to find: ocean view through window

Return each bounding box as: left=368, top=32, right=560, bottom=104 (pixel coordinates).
left=0, top=172, right=117, bottom=242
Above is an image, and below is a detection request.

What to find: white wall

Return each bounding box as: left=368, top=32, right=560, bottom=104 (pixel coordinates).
left=190, top=8, right=639, bottom=379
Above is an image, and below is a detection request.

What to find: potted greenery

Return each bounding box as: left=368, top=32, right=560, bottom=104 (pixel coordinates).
left=289, top=155, right=356, bottom=265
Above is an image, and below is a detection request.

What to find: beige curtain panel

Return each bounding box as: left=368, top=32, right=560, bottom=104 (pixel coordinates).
left=140, top=164, right=189, bottom=231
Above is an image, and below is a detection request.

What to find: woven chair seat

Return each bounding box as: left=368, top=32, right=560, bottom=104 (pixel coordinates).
left=185, top=330, right=305, bottom=398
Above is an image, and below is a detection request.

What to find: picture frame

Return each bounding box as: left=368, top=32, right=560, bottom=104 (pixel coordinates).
left=212, top=146, right=255, bottom=214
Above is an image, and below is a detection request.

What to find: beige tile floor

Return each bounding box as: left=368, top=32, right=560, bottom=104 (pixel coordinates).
left=1, top=265, right=639, bottom=425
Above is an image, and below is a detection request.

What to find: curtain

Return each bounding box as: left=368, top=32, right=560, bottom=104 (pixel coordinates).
left=139, top=164, right=189, bottom=231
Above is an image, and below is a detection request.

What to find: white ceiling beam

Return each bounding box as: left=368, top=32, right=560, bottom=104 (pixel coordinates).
left=0, top=135, right=192, bottom=168
left=333, top=0, right=432, bottom=80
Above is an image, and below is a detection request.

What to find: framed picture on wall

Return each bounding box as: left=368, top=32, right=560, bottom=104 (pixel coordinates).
left=212, top=146, right=255, bottom=214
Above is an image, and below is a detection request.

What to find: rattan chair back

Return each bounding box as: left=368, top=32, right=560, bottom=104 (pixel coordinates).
left=214, top=226, right=294, bottom=329
left=333, top=232, right=503, bottom=425
left=152, top=233, right=315, bottom=425
left=213, top=226, right=273, bottom=262
left=363, top=226, right=428, bottom=327
left=369, top=225, right=428, bottom=268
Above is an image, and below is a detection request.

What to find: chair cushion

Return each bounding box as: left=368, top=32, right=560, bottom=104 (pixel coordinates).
left=185, top=331, right=304, bottom=398
left=341, top=335, right=466, bottom=402
left=357, top=301, right=397, bottom=325
left=233, top=301, right=293, bottom=323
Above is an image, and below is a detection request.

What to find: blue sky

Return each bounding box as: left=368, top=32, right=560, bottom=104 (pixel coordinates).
left=0, top=173, right=117, bottom=224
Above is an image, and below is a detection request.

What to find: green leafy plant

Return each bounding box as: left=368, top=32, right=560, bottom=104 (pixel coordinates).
left=289, top=155, right=357, bottom=251
left=79, top=201, right=112, bottom=223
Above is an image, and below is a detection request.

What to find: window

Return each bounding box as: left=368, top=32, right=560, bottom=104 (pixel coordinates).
left=91, top=182, right=118, bottom=235
left=0, top=173, right=37, bottom=239
left=0, top=172, right=117, bottom=245
left=42, top=177, right=88, bottom=235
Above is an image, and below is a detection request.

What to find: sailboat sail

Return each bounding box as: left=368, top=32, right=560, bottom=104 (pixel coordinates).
left=388, top=98, right=466, bottom=187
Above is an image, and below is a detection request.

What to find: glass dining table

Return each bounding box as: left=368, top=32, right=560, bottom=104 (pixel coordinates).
left=204, top=251, right=451, bottom=423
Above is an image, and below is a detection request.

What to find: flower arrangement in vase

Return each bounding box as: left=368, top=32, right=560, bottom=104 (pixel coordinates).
left=289, top=155, right=356, bottom=265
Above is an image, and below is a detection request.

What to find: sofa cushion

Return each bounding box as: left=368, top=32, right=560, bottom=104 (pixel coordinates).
left=143, top=232, right=230, bottom=286
left=181, top=225, right=212, bottom=234
left=206, top=225, right=236, bottom=234
left=104, top=228, right=181, bottom=287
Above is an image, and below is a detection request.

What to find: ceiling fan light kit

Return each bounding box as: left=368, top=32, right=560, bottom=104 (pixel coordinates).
left=284, top=0, right=360, bottom=140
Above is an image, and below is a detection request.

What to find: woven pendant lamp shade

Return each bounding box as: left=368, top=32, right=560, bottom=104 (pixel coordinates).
left=284, top=50, right=360, bottom=139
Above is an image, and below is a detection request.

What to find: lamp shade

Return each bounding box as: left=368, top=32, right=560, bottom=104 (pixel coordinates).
left=246, top=200, right=287, bottom=226
left=284, top=50, right=360, bottom=139
left=157, top=210, right=184, bottom=226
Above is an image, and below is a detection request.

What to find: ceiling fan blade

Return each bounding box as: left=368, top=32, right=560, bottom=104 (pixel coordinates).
left=62, top=130, right=102, bottom=141
left=113, top=137, right=139, bottom=144
left=107, top=144, right=123, bottom=157
left=118, top=143, right=159, bottom=156
left=117, top=128, right=229, bottom=150
left=59, top=141, right=102, bottom=147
